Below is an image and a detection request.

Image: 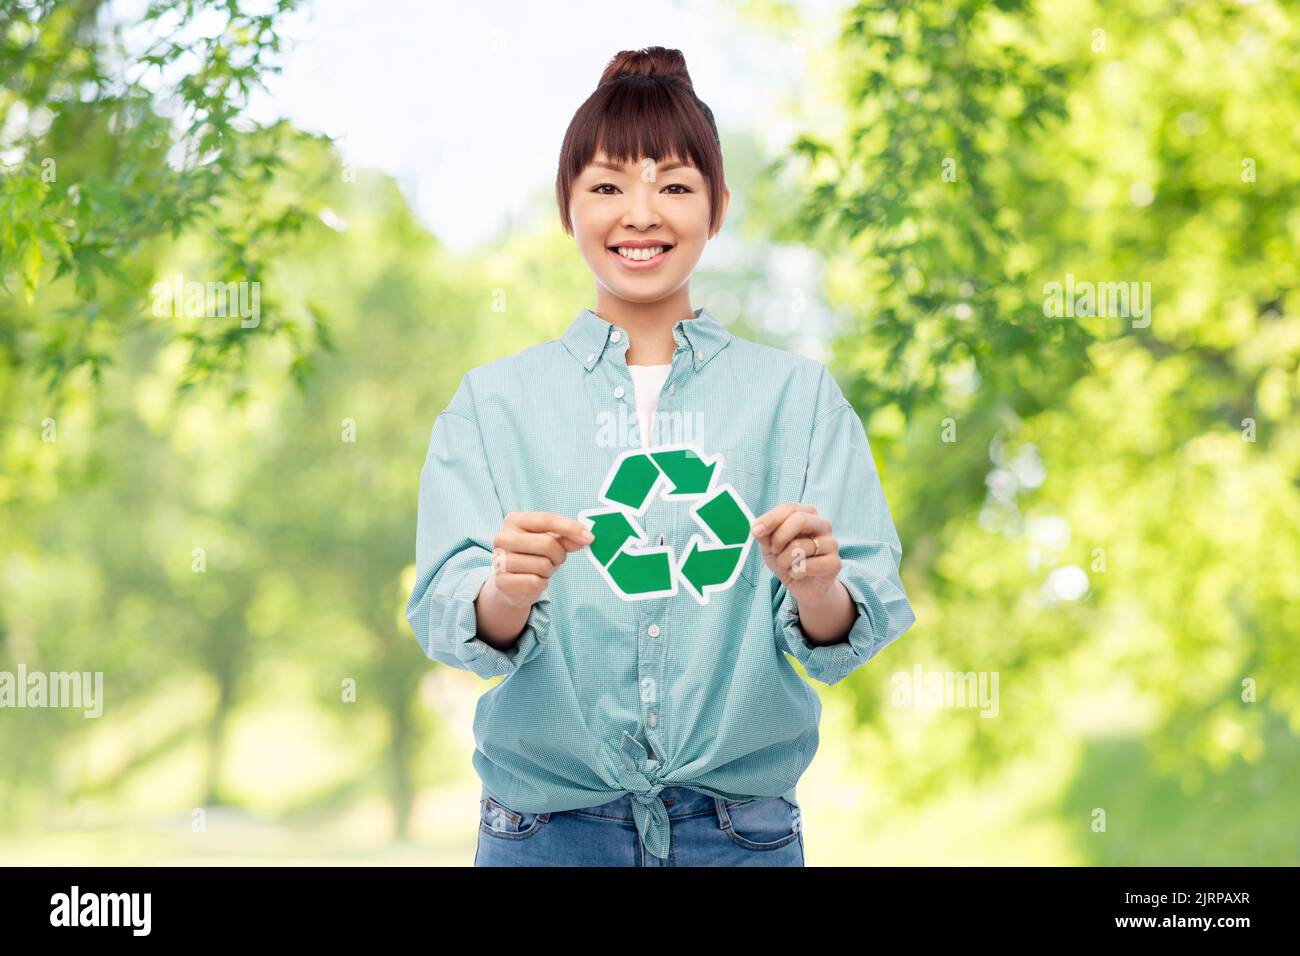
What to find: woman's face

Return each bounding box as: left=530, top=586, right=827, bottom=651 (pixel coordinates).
left=569, top=149, right=727, bottom=305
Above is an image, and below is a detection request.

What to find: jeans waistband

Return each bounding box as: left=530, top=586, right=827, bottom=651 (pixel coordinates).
left=567, top=786, right=723, bottom=822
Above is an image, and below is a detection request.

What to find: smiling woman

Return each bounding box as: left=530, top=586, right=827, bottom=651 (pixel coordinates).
left=555, top=49, right=730, bottom=320
left=407, top=44, right=915, bottom=869
left=555, top=48, right=727, bottom=237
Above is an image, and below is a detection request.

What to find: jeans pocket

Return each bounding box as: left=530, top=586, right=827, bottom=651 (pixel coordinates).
left=716, top=795, right=802, bottom=850
left=480, top=796, right=551, bottom=840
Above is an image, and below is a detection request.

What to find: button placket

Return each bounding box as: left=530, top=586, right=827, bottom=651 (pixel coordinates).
left=657, top=335, right=700, bottom=758
left=602, top=326, right=634, bottom=428
left=638, top=588, right=666, bottom=758
left=637, top=466, right=667, bottom=759
left=651, top=339, right=689, bottom=762
left=629, top=325, right=697, bottom=769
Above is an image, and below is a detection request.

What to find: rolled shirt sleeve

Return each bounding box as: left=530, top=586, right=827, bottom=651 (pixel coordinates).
left=405, top=374, right=550, bottom=680
left=773, top=370, right=916, bottom=687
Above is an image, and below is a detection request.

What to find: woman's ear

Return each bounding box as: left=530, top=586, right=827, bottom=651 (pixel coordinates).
left=711, top=185, right=731, bottom=239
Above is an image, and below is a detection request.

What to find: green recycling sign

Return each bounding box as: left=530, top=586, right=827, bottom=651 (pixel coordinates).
left=579, top=443, right=756, bottom=604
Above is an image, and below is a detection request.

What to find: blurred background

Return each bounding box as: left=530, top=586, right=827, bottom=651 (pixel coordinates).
left=1, top=0, right=1297, bottom=865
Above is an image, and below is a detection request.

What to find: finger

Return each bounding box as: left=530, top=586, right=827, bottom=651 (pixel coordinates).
left=776, top=549, right=840, bottom=579
left=769, top=512, right=833, bottom=556
left=549, top=514, right=597, bottom=545
left=513, top=511, right=594, bottom=546
left=544, top=529, right=589, bottom=553
left=494, top=571, right=548, bottom=600
left=758, top=510, right=826, bottom=556
left=494, top=528, right=568, bottom=566
left=750, top=503, right=815, bottom=541
left=492, top=550, right=559, bottom=578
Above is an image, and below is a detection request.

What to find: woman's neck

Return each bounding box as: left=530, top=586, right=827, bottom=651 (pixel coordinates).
left=593, top=289, right=694, bottom=365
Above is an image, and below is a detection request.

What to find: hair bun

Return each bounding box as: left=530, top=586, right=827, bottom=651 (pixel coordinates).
left=598, top=46, right=694, bottom=92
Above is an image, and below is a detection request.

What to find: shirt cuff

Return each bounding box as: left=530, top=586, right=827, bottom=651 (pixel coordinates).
left=775, top=562, right=911, bottom=687
left=441, top=563, right=551, bottom=680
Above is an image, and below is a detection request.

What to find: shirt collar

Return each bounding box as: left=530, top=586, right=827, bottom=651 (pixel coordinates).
left=561, top=306, right=732, bottom=373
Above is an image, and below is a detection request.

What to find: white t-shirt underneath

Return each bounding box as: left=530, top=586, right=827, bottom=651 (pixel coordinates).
left=627, top=364, right=672, bottom=448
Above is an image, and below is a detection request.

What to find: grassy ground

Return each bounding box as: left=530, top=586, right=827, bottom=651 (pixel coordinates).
left=2, top=673, right=1295, bottom=865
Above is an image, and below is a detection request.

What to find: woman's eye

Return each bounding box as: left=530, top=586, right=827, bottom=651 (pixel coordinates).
left=591, top=183, right=691, bottom=195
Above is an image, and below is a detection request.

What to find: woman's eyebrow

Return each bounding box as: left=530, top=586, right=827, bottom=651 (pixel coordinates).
left=585, top=159, right=695, bottom=174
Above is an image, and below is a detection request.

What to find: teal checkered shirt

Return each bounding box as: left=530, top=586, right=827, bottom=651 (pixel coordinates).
left=406, top=307, right=915, bottom=859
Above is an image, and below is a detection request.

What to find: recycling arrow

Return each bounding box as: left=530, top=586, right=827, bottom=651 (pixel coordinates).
left=578, top=443, right=756, bottom=604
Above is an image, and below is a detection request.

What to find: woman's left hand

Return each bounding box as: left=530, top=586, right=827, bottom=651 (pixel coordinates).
left=749, top=503, right=841, bottom=603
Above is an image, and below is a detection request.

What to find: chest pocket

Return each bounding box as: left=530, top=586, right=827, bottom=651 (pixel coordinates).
left=714, top=448, right=808, bottom=587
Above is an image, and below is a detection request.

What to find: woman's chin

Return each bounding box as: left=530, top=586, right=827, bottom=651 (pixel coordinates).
left=601, top=274, right=678, bottom=302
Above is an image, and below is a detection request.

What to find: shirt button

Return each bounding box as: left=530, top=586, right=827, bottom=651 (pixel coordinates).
left=696, top=350, right=704, bottom=361
left=648, top=713, right=658, bottom=728
left=647, top=623, right=660, bottom=637
left=613, top=385, right=625, bottom=399
left=610, top=331, right=622, bottom=343
left=586, top=352, right=594, bottom=364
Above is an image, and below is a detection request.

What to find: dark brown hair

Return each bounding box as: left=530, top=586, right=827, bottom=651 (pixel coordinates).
left=555, top=46, right=725, bottom=237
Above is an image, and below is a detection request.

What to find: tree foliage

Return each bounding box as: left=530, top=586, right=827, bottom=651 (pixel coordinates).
left=766, top=0, right=1300, bottom=811
left=0, top=0, right=325, bottom=399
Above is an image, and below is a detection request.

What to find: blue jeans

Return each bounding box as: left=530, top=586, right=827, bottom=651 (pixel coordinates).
left=474, top=785, right=804, bottom=866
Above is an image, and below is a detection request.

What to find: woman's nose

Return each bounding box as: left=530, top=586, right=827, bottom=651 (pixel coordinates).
left=623, top=188, right=660, bottom=228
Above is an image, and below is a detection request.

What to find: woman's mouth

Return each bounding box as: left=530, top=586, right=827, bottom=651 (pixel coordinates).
left=607, top=243, right=674, bottom=271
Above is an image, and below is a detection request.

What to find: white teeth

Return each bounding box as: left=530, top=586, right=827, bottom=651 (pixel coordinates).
left=615, top=245, right=665, bottom=260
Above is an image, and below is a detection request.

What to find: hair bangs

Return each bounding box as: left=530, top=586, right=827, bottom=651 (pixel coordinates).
left=556, top=69, right=725, bottom=236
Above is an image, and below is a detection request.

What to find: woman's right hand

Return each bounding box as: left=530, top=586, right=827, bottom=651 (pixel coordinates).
left=490, top=511, right=595, bottom=609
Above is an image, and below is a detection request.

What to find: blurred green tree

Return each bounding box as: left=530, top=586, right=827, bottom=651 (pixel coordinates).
left=757, top=0, right=1300, bottom=828
left=0, top=0, right=326, bottom=401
